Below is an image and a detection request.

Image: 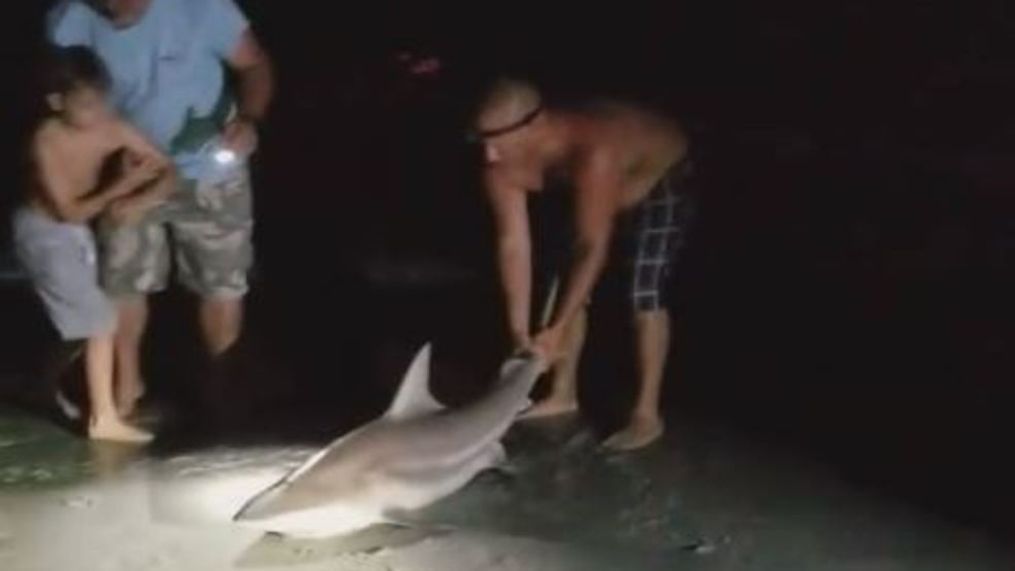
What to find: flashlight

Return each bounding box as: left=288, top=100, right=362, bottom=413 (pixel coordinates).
left=214, top=148, right=238, bottom=165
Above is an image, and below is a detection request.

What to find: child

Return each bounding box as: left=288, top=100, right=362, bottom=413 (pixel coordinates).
left=13, top=46, right=175, bottom=442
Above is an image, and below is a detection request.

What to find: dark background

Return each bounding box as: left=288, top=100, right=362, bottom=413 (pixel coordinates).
left=2, top=0, right=1014, bottom=541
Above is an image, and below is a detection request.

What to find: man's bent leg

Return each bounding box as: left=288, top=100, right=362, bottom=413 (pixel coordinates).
left=199, top=296, right=244, bottom=357
left=521, top=307, right=587, bottom=419
left=604, top=309, right=669, bottom=451
left=114, top=296, right=149, bottom=417
left=173, top=169, right=254, bottom=359
left=604, top=165, right=691, bottom=451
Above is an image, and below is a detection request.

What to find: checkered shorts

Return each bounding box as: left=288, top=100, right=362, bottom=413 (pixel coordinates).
left=626, top=161, right=695, bottom=312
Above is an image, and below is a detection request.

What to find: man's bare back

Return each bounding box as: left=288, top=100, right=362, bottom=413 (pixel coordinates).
left=546, top=102, right=688, bottom=210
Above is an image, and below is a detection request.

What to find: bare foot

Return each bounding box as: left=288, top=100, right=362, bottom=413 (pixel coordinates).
left=602, top=416, right=664, bottom=452
left=88, top=417, right=153, bottom=444
left=519, top=396, right=579, bottom=420
left=116, top=381, right=146, bottom=419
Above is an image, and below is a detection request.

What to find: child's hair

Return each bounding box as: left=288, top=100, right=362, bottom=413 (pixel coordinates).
left=40, top=45, right=111, bottom=96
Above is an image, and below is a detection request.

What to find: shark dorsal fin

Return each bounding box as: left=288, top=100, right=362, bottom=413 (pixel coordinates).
left=385, top=343, right=445, bottom=420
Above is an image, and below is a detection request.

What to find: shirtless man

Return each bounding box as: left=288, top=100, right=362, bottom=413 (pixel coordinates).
left=14, top=46, right=175, bottom=442
left=475, top=79, right=694, bottom=451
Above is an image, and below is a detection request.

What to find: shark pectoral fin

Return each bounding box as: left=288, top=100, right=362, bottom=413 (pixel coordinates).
left=518, top=397, right=534, bottom=415
left=489, top=441, right=507, bottom=467
left=490, top=461, right=521, bottom=479
left=384, top=343, right=446, bottom=421
left=379, top=508, right=418, bottom=527
left=480, top=442, right=520, bottom=478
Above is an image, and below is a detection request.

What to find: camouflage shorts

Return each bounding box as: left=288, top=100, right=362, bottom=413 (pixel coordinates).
left=97, top=168, right=254, bottom=299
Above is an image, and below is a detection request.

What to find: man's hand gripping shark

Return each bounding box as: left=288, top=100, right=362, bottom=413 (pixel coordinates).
left=233, top=344, right=548, bottom=538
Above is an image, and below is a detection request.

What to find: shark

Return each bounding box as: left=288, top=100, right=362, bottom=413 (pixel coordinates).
left=233, top=344, right=546, bottom=538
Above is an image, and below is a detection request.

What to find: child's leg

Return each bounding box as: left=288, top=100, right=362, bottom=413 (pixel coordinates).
left=85, top=331, right=152, bottom=443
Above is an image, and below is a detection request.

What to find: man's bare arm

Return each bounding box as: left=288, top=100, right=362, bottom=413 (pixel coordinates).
left=485, top=169, right=533, bottom=346
left=227, top=30, right=274, bottom=123
left=32, top=134, right=140, bottom=224
left=547, top=154, right=620, bottom=333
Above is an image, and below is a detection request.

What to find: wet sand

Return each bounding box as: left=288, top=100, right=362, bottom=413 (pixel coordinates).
left=1, top=252, right=1013, bottom=570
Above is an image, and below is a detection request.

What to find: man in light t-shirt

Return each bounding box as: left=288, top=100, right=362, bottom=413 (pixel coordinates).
left=47, top=0, right=275, bottom=417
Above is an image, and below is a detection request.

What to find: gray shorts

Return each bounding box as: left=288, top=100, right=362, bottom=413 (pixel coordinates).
left=12, top=207, right=116, bottom=341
